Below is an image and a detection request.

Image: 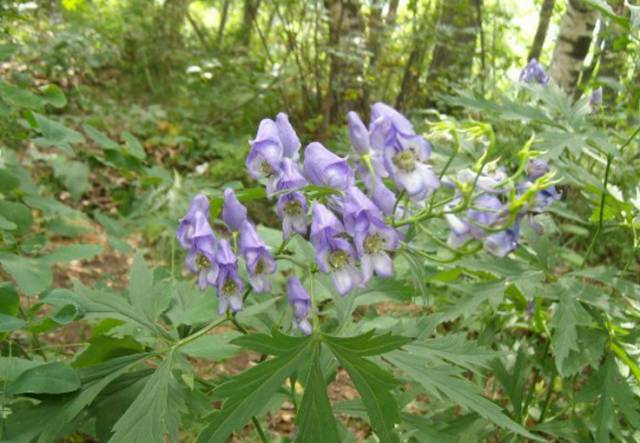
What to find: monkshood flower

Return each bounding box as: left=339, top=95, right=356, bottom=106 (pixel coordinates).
left=303, top=142, right=355, bottom=191
left=276, top=192, right=308, bottom=239
left=222, top=188, right=247, bottom=232
left=519, top=59, right=549, bottom=85
left=590, top=87, right=603, bottom=107
left=215, top=238, right=244, bottom=314
left=276, top=113, right=302, bottom=160
left=348, top=111, right=371, bottom=155
left=239, top=221, right=276, bottom=293
left=343, top=187, right=399, bottom=282
left=184, top=211, right=219, bottom=290
left=521, top=159, right=561, bottom=212
left=310, top=203, right=361, bottom=295
left=369, top=103, right=440, bottom=200
left=484, top=215, right=522, bottom=257
left=246, top=118, right=284, bottom=180
left=287, top=277, right=312, bottom=335
left=176, top=193, right=210, bottom=249
left=276, top=158, right=307, bottom=191
left=445, top=194, right=504, bottom=249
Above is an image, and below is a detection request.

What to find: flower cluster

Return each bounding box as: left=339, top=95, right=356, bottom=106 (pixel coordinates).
left=180, top=102, right=560, bottom=334
left=519, top=59, right=549, bottom=85
left=444, top=160, right=560, bottom=257
left=176, top=189, right=276, bottom=314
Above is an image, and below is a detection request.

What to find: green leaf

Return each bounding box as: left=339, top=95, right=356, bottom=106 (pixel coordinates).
left=231, top=330, right=312, bottom=356
left=6, top=362, right=81, bottom=395
left=42, top=244, right=103, bottom=264
left=0, top=215, right=17, bottom=230
left=0, top=313, right=26, bottom=332
left=33, top=113, right=84, bottom=151
left=550, top=288, right=592, bottom=377
left=73, top=335, right=145, bottom=368
left=34, top=354, right=148, bottom=443
left=0, top=167, right=20, bottom=192
left=406, top=335, right=497, bottom=372
left=197, top=334, right=313, bottom=443
left=0, top=200, right=33, bottom=235
left=322, top=330, right=412, bottom=357
left=0, top=356, right=44, bottom=381
left=122, top=131, right=146, bottom=159
left=40, top=84, right=67, bottom=108
left=0, top=79, right=44, bottom=109
left=110, top=356, right=183, bottom=443
left=295, top=341, right=339, bottom=443
left=128, top=252, right=155, bottom=322
left=387, top=351, right=539, bottom=440
left=324, top=333, right=405, bottom=443
left=49, top=157, right=90, bottom=201
left=83, top=123, right=120, bottom=151
left=0, top=43, right=17, bottom=61
left=0, top=253, right=52, bottom=295
left=180, top=332, right=241, bottom=361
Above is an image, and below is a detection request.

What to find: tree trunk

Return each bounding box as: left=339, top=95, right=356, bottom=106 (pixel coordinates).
left=240, top=0, right=261, bottom=47
left=425, top=0, right=478, bottom=108
left=216, top=0, right=231, bottom=49
left=323, top=0, right=366, bottom=126
left=528, top=0, right=556, bottom=62
left=595, top=0, right=628, bottom=105
left=548, top=0, right=598, bottom=93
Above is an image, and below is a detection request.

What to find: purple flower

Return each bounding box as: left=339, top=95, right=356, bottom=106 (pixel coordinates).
left=484, top=217, right=522, bottom=257
left=239, top=221, right=276, bottom=293
left=185, top=211, right=219, bottom=290
left=445, top=194, right=504, bottom=248
left=368, top=103, right=439, bottom=201
left=384, top=146, right=440, bottom=201
left=177, top=193, right=210, bottom=249
left=520, top=59, right=549, bottom=85
left=303, top=142, right=355, bottom=191
left=276, top=158, right=307, bottom=191
left=590, top=87, right=603, bottom=107
left=343, top=187, right=399, bottom=282
left=369, top=178, right=397, bottom=216
left=310, top=203, right=361, bottom=295
left=347, top=111, right=370, bottom=155
left=527, top=159, right=550, bottom=181
left=287, top=277, right=312, bottom=335
left=246, top=118, right=284, bottom=180
left=276, top=113, right=301, bottom=160
left=222, top=188, right=248, bottom=232
left=215, top=239, right=244, bottom=314
left=276, top=192, right=308, bottom=239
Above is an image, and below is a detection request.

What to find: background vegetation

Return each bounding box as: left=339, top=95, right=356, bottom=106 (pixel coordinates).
left=1, top=0, right=639, bottom=442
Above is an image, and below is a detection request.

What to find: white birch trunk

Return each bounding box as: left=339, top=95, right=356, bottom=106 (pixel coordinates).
left=549, top=0, right=598, bottom=92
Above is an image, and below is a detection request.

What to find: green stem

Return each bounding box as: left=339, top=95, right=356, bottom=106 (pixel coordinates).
left=582, top=153, right=612, bottom=267
left=171, top=317, right=228, bottom=351
left=252, top=416, right=269, bottom=443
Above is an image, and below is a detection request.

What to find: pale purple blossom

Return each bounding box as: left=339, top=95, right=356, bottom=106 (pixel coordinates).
left=310, top=203, right=361, bottom=295
left=276, top=113, right=302, bottom=160
left=276, top=192, right=308, bottom=239
left=238, top=221, right=276, bottom=293
left=520, top=59, right=549, bottom=85
left=246, top=118, right=284, bottom=180
left=347, top=111, right=371, bottom=155
left=184, top=211, right=219, bottom=290
left=176, top=193, right=210, bottom=249
left=303, top=142, right=355, bottom=191
left=287, top=277, right=312, bottom=335
left=222, top=188, right=248, bottom=232
left=215, top=239, right=244, bottom=314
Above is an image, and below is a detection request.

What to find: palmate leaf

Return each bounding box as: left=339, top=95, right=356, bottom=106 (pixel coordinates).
left=295, top=340, right=339, bottom=443
left=110, top=356, right=184, bottom=443
left=577, top=357, right=640, bottom=443
left=406, top=335, right=497, bottom=372
left=550, top=286, right=592, bottom=377
left=387, top=351, right=540, bottom=440
left=323, top=332, right=411, bottom=443
left=197, top=333, right=313, bottom=443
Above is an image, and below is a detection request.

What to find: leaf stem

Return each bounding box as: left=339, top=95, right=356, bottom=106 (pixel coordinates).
left=252, top=416, right=270, bottom=443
